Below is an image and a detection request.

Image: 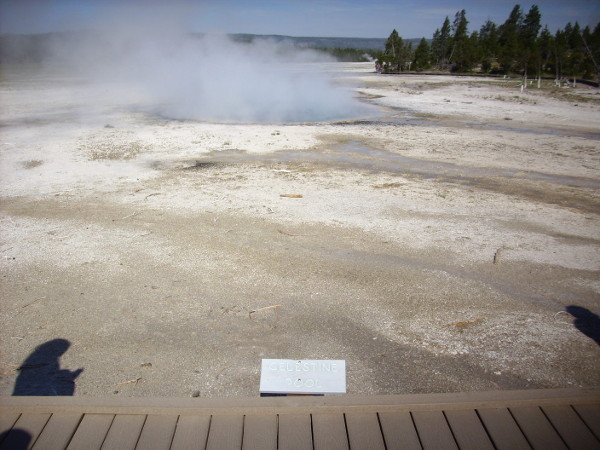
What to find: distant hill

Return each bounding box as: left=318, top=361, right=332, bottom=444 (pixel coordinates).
left=229, top=34, right=387, bottom=51
left=229, top=34, right=428, bottom=51
left=0, top=31, right=91, bottom=64
left=0, top=31, right=423, bottom=64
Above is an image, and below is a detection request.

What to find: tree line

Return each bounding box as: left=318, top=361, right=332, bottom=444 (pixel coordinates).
left=315, top=47, right=373, bottom=62
left=376, top=4, right=600, bottom=83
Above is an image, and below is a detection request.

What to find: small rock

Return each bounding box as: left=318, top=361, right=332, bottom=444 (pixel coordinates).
left=191, top=390, right=201, bottom=398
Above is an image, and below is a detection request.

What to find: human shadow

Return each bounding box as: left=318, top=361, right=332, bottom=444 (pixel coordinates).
left=12, top=338, right=83, bottom=396
left=566, top=305, right=600, bottom=346
left=0, top=428, right=31, bottom=450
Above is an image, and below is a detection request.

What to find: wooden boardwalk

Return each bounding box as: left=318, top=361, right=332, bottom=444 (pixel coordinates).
left=1, top=388, right=599, bottom=449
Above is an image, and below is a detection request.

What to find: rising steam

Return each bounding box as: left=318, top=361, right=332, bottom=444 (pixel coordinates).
left=34, top=10, right=368, bottom=123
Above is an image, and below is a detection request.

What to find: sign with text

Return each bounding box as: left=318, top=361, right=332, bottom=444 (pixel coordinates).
left=259, top=359, right=346, bottom=394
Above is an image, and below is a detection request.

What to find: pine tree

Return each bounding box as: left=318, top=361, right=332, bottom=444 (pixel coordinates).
left=498, top=4, right=523, bottom=73
left=405, top=41, right=414, bottom=70
left=519, top=5, right=542, bottom=84
left=431, top=29, right=441, bottom=66
left=479, top=20, right=499, bottom=72
left=383, top=29, right=403, bottom=72
left=554, top=27, right=568, bottom=81
left=581, top=24, right=600, bottom=81
left=537, top=26, right=554, bottom=84
left=449, top=9, right=474, bottom=72
left=469, top=31, right=481, bottom=71
left=566, top=22, right=585, bottom=85
left=431, top=17, right=452, bottom=69
left=413, top=38, right=431, bottom=71
left=522, top=5, right=541, bottom=43
left=592, top=23, right=600, bottom=80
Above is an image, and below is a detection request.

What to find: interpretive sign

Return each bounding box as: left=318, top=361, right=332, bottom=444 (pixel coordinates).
left=259, top=359, right=346, bottom=394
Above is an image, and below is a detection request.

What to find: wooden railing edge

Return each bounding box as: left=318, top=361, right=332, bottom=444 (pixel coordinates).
left=1, top=387, right=598, bottom=416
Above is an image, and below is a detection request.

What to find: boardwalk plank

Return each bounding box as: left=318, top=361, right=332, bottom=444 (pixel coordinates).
left=33, top=413, right=82, bottom=450
left=0, top=413, right=21, bottom=448
left=67, top=413, right=114, bottom=450
left=378, top=411, right=421, bottom=450
left=278, top=414, right=312, bottom=450
left=100, top=414, right=146, bottom=450
left=412, top=410, right=458, bottom=450
left=243, top=415, right=277, bottom=450
left=0, top=413, right=50, bottom=450
left=444, top=409, right=494, bottom=450
left=574, top=404, right=600, bottom=440
left=136, top=414, right=178, bottom=450
left=0, top=412, right=20, bottom=436
left=477, top=408, right=530, bottom=450
left=542, top=405, right=600, bottom=450
left=312, top=413, right=348, bottom=450
left=345, top=413, right=385, bottom=450
left=0, top=388, right=598, bottom=450
left=510, top=406, right=567, bottom=450
left=206, top=415, right=243, bottom=450
left=171, top=415, right=210, bottom=449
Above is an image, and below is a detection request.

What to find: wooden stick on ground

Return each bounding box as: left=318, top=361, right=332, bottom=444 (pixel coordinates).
left=249, top=304, right=282, bottom=319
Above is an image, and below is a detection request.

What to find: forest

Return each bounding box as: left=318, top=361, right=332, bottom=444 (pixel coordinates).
left=376, top=4, right=600, bottom=83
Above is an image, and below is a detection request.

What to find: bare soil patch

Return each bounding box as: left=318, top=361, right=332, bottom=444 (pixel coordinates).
left=1, top=64, right=599, bottom=397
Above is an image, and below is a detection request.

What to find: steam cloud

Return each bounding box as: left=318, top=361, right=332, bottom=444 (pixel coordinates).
left=36, top=11, right=369, bottom=123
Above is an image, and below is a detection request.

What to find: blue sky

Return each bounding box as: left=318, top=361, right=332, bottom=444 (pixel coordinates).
left=1, top=0, right=598, bottom=38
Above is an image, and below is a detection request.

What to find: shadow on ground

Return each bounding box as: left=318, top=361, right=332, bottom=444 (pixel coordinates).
left=0, top=428, right=31, bottom=450
left=567, top=305, right=600, bottom=346
left=12, top=338, right=83, bottom=396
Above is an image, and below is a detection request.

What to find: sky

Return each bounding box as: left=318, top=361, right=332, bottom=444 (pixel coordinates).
left=1, top=0, right=598, bottom=39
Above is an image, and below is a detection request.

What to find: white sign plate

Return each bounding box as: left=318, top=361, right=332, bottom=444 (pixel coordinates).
left=259, top=359, right=346, bottom=394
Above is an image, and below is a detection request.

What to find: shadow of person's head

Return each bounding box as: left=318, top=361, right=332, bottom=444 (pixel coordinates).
left=0, top=428, right=31, bottom=450
left=13, top=338, right=83, bottom=396
left=25, top=338, right=71, bottom=362
left=566, top=305, right=600, bottom=346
